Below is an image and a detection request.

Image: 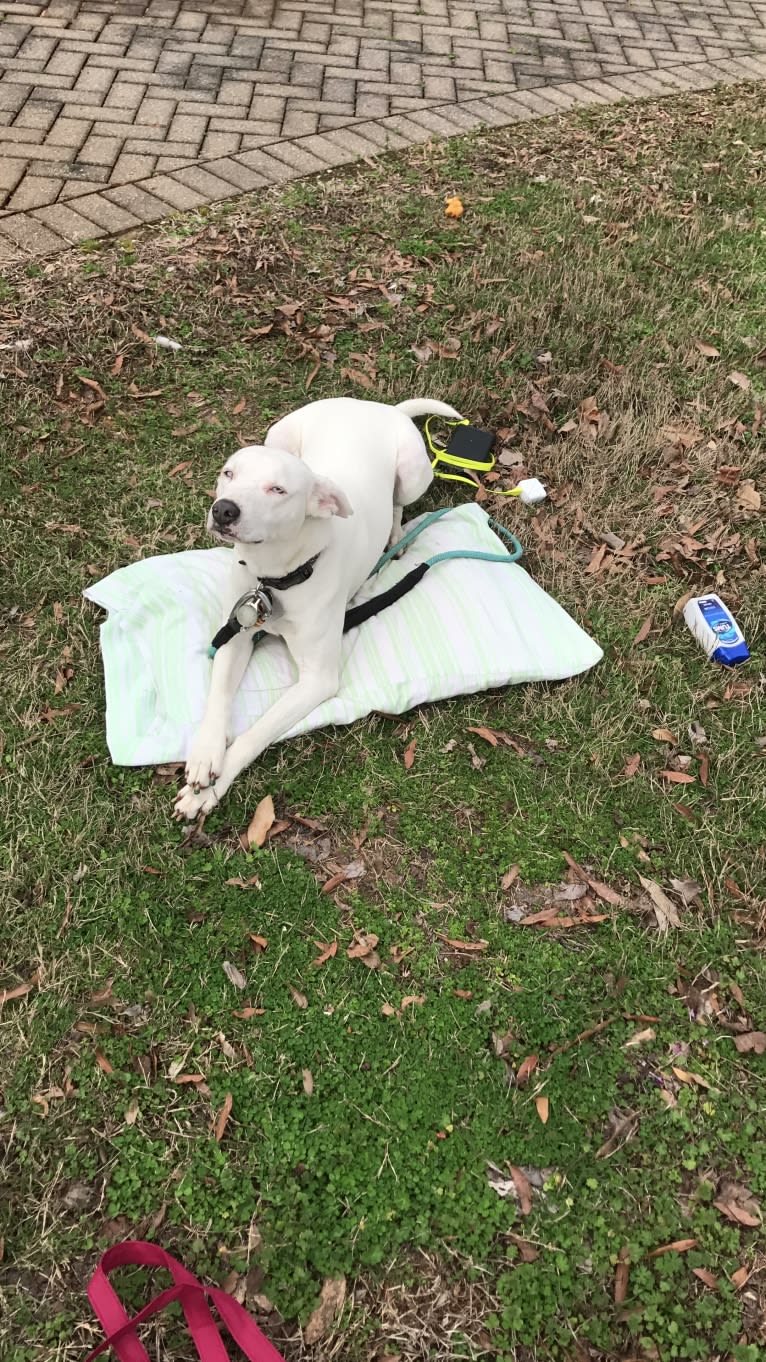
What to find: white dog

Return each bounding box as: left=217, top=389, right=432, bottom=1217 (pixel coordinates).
left=174, top=396, right=462, bottom=820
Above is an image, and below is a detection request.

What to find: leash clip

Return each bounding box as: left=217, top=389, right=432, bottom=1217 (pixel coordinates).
left=233, top=586, right=273, bottom=629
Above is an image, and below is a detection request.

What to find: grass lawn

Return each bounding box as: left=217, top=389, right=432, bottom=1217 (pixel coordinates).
left=2, top=82, right=766, bottom=1362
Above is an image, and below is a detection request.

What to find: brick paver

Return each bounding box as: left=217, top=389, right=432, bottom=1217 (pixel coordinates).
left=1, top=0, right=765, bottom=260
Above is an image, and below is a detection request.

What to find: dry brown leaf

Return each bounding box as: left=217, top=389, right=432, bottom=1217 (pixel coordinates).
left=727, top=370, right=751, bottom=391
left=652, top=727, right=678, bottom=744
left=0, top=977, right=37, bottom=1009
left=508, top=1233, right=539, bottom=1263
left=562, top=851, right=621, bottom=905
left=672, top=1066, right=714, bottom=1090
left=731, top=1266, right=750, bottom=1289
left=467, top=726, right=499, bottom=747
left=381, top=1002, right=397, bottom=1017
left=698, top=752, right=710, bottom=787
left=614, top=1246, right=630, bottom=1304
left=453, top=989, right=473, bottom=1000
left=173, top=1073, right=207, bottom=1085
left=648, top=1238, right=698, bottom=1258
left=95, top=1051, right=114, bottom=1075
left=403, top=738, right=417, bottom=769
left=638, top=875, right=681, bottom=932
left=304, top=1277, right=347, bottom=1345
left=231, top=397, right=246, bottom=415
left=124, top=1100, right=140, bottom=1126
left=623, top=753, right=641, bottom=779
left=321, top=872, right=347, bottom=894
left=516, top=1054, right=539, bottom=1088
left=439, top=936, right=489, bottom=952
left=535, top=1095, right=549, bottom=1125
left=347, top=932, right=379, bottom=960
left=501, top=864, right=520, bottom=890
left=632, top=615, right=652, bottom=646
left=313, top=940, right=337, bottom=967
left=585, top=542, right=608, bottom=574
left=733, top=1031, right=766, bottom=1055
left=736, top=480, right=761, bottom=512
left=233, top=1007, right=265, bottom=1019
left=509, top=1165, right=533, bottom=1216
left=214, top=1091, right=233, bottom=1143
left=223, top=961, right=247, bottom=990
left=623, top=1027, right=656, bottom=1049
left=248, top=934, right=268, bottom=953
left=247, top=795, right=275, bottom=849
left=692, top=1267, right=719, bottom=1291
left=302, top=1069, right=314, bottom=1096
left=400, top=994, right=426, bottom=1010
left=714, top=1182, right=761, bottom=1227
left=288, top=984, right=308, bottom=1010
left=694, top=340, right=720, bottom=358
left=226, top=875, right=262, bottom=890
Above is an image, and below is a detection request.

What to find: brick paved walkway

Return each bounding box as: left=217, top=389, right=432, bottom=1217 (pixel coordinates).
left=1, top=1, right=765, bottom=262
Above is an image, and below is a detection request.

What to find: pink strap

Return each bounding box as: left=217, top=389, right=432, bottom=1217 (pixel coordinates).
left=85, top=1241, right=285, bottom=1362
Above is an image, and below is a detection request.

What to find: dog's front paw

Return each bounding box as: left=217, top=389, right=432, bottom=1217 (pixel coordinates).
left=173, top=783, right=220, bottom=821
left=185, top=725, right=227, bottom=793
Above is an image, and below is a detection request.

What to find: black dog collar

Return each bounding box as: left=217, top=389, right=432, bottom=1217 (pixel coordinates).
left=210, top=553, right=321, bottom=655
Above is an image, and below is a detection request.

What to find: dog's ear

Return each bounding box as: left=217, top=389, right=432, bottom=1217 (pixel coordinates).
left=307, top=475, right=353, bottom=519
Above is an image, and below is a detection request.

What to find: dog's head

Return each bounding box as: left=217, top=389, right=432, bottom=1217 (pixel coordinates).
left=208, top=445, right=352, bottom=544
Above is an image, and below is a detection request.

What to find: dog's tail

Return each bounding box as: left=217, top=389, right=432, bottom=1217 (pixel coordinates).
left=396, top=398, right=464, bottom=422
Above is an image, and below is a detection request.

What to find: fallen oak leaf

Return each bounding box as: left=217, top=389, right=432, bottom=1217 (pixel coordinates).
left=733, top=1031, right=766, bottom=1055
left=501, top=864, right=520, bottom=890
left=313, top=940, right=337, bottom=967
left=736, top=480, right=761, bottom=512
left=0, top=975, right=38, bottom=1009
left=248, top=933, right=268, bottom=953
left=694, top=339, right=720, bottom=358
left=438, top=935, right=489, bottom=952
left=509, top=1165, right=533, bottom=1216
left=515, top=1054, right=539, bottom=1088
left=95, top=1051, right=114, bottom=1074
left=304, top=1277, right=347, bottom=1346
left=381, top=1002, right=398, bottom=1017
left=623, top=1027, right=655, bottom=1048
left=672, top=1065, right=715, bottom=1090
left=562, top=851, right=621, bottom=905
left=660, top=770, right=695, bottom=784
left=288, top=984, right=308, bottom=1010
left=214, top=1091, right=233, bottom=1143
left=467, top=726, right=499, bottom=746
left=535, top=1095, right=549, bottom=1124
left=632, top=615, right=652, bottom=646
left=321, top=871, right=346, bottom=894
left=403, top=737, right=417, bottom=769
left=649, top=1238, right=698, bottom=1258
left=246, top=794, right=275, bottom=848
left=731, top=1266, right=750, bottom=1289
left=698, top=752, right=709, bottom=787
left=223, top=961, right=247, bottom=990
left=400, top=994, right=426, bottom=1011
left=714, top=1187, right=761, bottom=1228
left=232, top=1007, right=265, bottom=1019
left=652, top=727, right=678, bottom=744
left=614, top=1246, right=630, bottom=1305
left=302, top=1069, right=314, bottom=1096
left=453, top=988, right=473, bottom=999
left=727, top=370, right=751, bottom=391
left=692, top=1267, right=719, bottom=1291
left=623, top=753, right=641, bottom=779
left=638, top=875, right=681, bottom=931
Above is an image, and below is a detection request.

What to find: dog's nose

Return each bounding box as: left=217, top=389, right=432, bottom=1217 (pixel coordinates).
left=212, top=498, right=240, bottom=528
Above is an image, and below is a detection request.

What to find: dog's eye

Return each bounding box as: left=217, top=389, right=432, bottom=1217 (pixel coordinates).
left=267, top=485, right=286, bottom=496
left=222, top=468, right=234, bottom=480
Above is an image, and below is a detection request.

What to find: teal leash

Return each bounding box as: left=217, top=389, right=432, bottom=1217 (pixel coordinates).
left=369, top=506, right=523, bottom=575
